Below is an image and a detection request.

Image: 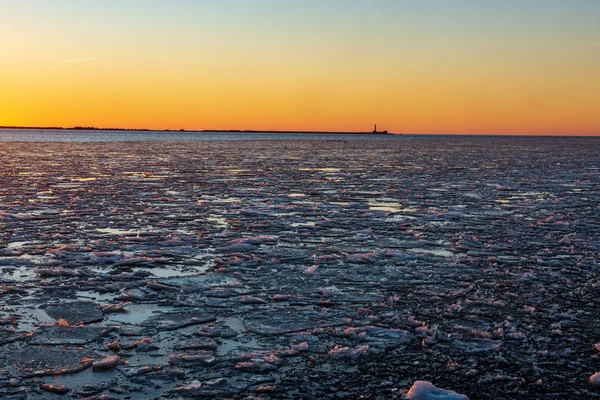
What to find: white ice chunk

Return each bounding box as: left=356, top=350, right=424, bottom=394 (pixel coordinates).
left=405, top=381, right=469, bottom=400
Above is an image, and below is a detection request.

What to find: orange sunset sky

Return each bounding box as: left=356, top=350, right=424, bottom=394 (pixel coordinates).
left=1, top=1, right=599, bottom=135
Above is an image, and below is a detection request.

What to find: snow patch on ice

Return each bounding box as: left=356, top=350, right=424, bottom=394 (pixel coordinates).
left=405, top=381, right=469, bottom=400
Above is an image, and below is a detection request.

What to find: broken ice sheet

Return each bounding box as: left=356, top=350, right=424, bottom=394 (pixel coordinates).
left=0, top=138, right=599, bottom=399
left=30, top=326, right=113, bottom=345
left=42, top=300, right=103, bottom=325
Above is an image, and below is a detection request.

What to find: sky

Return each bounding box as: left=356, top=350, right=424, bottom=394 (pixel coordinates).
left=1, top=0, right=599, bottom=135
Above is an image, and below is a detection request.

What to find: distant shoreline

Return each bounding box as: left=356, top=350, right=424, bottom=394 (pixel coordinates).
left=1, top=127, right=598, bottom=137
left=0, top=126, right=395, bottom=135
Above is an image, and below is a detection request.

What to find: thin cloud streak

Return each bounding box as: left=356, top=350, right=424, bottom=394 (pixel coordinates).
left=64, top=54, right=134, bottom=63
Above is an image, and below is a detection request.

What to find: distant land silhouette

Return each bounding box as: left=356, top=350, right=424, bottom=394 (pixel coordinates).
left=0, top=126, right=395, bottom=135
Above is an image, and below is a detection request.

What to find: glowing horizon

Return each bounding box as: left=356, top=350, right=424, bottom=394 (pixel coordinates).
left=1, top=1, right=599, bottom=135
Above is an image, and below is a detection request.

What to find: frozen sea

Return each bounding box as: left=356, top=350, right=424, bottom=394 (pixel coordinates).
left=0, top=135, right=599, bottom=399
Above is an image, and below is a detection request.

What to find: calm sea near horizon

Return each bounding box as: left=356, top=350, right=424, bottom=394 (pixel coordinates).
left=1, top=129, right=595, bottom=142
left=0, top=129, right=415, bottom=142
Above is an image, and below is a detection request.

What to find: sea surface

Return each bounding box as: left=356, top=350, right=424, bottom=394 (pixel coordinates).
left=2, top=129, right=594, bottom=143
left=0, top=129, right=422, bottom=142
left=1, top=136, right=599, bottom=399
